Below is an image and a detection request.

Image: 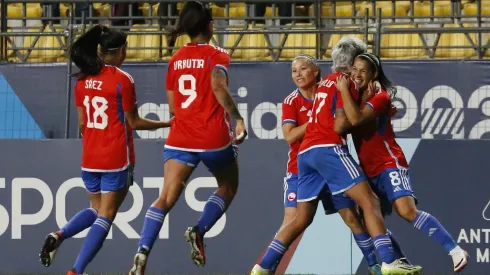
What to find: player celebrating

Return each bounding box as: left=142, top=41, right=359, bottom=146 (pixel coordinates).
left=129, top=1, right=246, bottom=274
left=38, top=25, right=171, bottom=275
left=335, top=52, right=469, bottom=273
left=252, top=37, right=420, bottom=275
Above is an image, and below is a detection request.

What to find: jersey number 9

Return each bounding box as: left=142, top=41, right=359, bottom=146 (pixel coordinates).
left=83, top=95, right=108, bottom=129
left=178, top=74, right=197, bottom=109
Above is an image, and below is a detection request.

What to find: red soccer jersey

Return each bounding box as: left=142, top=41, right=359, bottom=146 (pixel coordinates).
left=299, top=72, right=358, bottom=154
left=352, top=89, right=408, bottom=177
left=282, top=89, right=314, bottom=174
left=165, top=42, right=232, bottom=151
left=75, top=65, right=136, bottom=171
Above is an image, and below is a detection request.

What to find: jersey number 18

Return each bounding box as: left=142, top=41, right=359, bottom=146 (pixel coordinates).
left=83, top=95, right=108, bottom=129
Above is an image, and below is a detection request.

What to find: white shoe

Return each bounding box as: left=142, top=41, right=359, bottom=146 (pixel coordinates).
left=381, top=259, right=422, bottom=275
left=129, top=251, right=147, bottom=275
left=39, top=232, right=63, bottom=267
left=250, top=264, right=272, bottom=275
left=450, top=246, right=469, bottom=272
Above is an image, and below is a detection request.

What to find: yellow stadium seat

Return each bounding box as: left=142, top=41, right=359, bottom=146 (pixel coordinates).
left=126, top=25, right=163, bottom=61
left=380, top=25, right=425, bottom=59
left=93, top=3, right=110, bottom=17
left=228, top=3, right=246, bottom=17
left=358, top=2, right=409, bottom=17
left=22, top=25, right=65, bottom=62
left=224, top=25, right=269, bottom=60
left=463, top=2, right=490, bottom=15
left=324, top=28, right=370, bottom=58
left=413, top=1, right=453, bottom=16
left=435, top=24, right=477, bottom=58
left=174, top=34, right=191, bottom=49
left=279, top=23, right=317, bottom=59
left=8, top=3, right=42, bottom=18
left=211, top=4, right=225, bottom=17
left=60, top=3, right=69, bottom=17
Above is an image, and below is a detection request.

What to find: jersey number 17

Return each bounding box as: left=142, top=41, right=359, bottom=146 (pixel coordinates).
left=309, top=92, right=328, bottom=123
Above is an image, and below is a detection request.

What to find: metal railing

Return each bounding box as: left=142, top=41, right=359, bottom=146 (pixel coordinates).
left=0, top=0, right=490, bottom=62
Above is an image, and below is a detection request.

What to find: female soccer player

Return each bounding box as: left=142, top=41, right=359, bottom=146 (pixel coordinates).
left=38, top=25, right=171, bottom=275
left=129, top=1, right=246, bottom=274
left=252, top=37, right=420, bottom=275
left=335, top=52, right=469, bottom=273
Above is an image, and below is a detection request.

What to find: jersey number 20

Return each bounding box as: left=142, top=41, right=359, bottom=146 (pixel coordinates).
left=178, top=74, right=197, bottom=109
left=83, top=95, right=108, bottom=129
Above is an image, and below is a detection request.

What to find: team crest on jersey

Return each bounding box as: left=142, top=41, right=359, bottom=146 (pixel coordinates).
left=287, top=192, right=296, bottom=201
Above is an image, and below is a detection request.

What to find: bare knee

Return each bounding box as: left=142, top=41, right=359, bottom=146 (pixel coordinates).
left=358, top=192, right=381, bottom=215
left=339, top=208, right=365, bottom=234
left=395, top=200, right=418, bottom=222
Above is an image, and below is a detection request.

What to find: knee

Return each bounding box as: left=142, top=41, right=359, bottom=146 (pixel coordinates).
left=292, top=213, right=314, bottom=232
left=358, top=192, right=381, bottom=214
left=153, top=195, right=176, bottom=212
left=396, top=204, right=418, bottom=222
left=340, top=209, right=364, bottom=233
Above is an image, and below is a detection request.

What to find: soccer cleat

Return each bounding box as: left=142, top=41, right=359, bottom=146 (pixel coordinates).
left=369, top=264, right=382, bottom=275
left=381, top=259, right=422, bottom=275
left=250, top=264, right=273, bottom=275
left=184, top=226, right=206, bottom=267
left=39, top=232, right=63, bottom=267
left=66, top=269, right=88, bottom=275
left=450, top=246, right=469, bottom=273
left=129, top=248, right=148, bottom=275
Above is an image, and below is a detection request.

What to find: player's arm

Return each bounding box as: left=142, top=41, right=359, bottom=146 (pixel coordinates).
left=333, top=108, right=354, bottom=135
left=125, top=107, right=173, bottom=130
left=167, top=89, right=175, bottom=117
left=283, top=123, right=308, bottom=144
left=335, top=75, right=377, bottom=127
left=121, top=76, right=172, bottom=130
left=211, top=67, right=247, bottom=142
left=211, top=67, right=242, bottom=121
left=77, top=107, right=84, bottom=137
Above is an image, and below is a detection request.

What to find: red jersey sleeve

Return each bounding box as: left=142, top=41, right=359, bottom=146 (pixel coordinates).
left=282, top=96, right=298, bottom=126
left=366, top=91, right=390, bottom=116
left=210, top=49, right=230, bottom=78
left=75, top=80, right=83, bottom=107
left=120, top=72, right=136, bottom=111
left=166, top=59, right=174, bottom=91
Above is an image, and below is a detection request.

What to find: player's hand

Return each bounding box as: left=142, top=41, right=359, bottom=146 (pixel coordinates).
left=233, top=119, right=247, bottom=145
left=389, top=104, right=398, bottom=117
left=335, top=74, right=351, bottom=92
left=367, top=81, right=381, bottom=98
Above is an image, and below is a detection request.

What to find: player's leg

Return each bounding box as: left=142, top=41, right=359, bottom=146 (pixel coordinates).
left=252, top=151, right=321, bottom=275
left=367, top=175, right=411, bottom=263
left=279, top=173, right=298, bottom=232
left=130, top=150, right=196, bottom=275
left=329, top=191, right=381, bottom=275
left=320, top=146, right=419, bottom=274
left=39, top=171, right=101, bottom=267
left=185, top=145, right=238, bottom=267
left=386, top=168, right=469, bottom=272
left=71, top=168, right=131, bottom=274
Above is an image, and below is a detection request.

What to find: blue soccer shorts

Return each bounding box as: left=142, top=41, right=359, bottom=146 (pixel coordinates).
left=163, top=145, right=238, bottom=173
left=82, top=165, right=134, bottom=193
left=284, top=172, right=355, bottom=212
left=369, top=167, right=416, bottom=204
left=297, top=145, right=366, bottom=202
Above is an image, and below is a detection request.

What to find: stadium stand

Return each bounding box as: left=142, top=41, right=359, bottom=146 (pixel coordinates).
left=1, top=0, right=490, bottom=62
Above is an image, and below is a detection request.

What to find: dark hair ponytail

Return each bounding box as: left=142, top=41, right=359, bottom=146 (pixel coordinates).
left=167, top=0, right=212, bottom=41
left=357, top=53, right=397, bottom=99
left=70, top=24, right=127, bottom=79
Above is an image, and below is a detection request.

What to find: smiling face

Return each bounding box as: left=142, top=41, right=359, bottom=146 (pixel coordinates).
left=291, top=58, right=319, bottom=89
left=351, top=57, right=378, bottom=90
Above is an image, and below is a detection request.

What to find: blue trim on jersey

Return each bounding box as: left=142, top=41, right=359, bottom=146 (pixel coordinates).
left=207, top=56, right=211, bottom=69
left=366, top=102, right=374, bottom=109
left=282, top=119, right=297, bottom=126
left=214, top=65, right=228, bottom=78
left=331, top=90, right=338, bottom=115
left=116, top=83, right=124, bottom=124
left=296, top=88, right=314, bottom=103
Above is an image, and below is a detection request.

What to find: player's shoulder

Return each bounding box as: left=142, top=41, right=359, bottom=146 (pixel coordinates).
left=207, top=44, right=230, bottom=56
left=283, top=89, right=300, bottom=105
left=106, top=65, right=134, bottom=84
left=318, top=73, right=338, bottom=89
